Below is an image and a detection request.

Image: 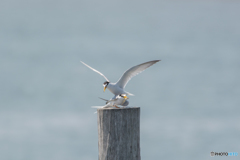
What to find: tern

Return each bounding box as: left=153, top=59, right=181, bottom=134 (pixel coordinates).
left=92, top=94, right=129, bottom=109
left=81, top=60, right=160, bottom=98
left=99, top=94, right=129, bottom=107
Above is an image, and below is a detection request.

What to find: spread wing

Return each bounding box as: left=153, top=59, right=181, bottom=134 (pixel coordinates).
left=81, top=61, right=109, bottom=82
left=98, top=97, right=109, bottom=102
left=116, top=60, right=160, bottom=89
left=99, top=97, right=118, bottom=103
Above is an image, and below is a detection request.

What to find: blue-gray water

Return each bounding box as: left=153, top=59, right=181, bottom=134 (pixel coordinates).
left=1, top=1, right=240, bottom=160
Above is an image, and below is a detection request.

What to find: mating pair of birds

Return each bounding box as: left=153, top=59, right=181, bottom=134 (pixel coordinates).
left=81, top=60, right=160, bottom=108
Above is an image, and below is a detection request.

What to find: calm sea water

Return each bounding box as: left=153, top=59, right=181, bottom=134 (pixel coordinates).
left=0, top=1, right=240, bottom=160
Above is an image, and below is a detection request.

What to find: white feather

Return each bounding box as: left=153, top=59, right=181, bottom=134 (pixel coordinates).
left=81, top=61, right=109, bottom=82
left=116, top=60, right=160, bottom=89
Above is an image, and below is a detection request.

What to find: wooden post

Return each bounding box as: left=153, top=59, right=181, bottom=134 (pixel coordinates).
left=97, top=107, right=140, bottom=160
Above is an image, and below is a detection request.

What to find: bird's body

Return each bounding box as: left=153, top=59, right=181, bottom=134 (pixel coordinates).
left=92, top=94, right=129, bottom=109
left=110, top=94, right=128, bottom=108
left=106, top=83, right=132, bottom=98
left=81, top=60, right=160, bottom=99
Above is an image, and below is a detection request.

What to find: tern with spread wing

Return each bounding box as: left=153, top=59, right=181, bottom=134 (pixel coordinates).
left=81, top=60, right=160, bottom=98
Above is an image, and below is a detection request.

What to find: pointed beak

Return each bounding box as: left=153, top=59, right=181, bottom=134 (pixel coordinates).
left=124, top=95, right=129, bottom=99
left=103, top=86, right=107, bottom=92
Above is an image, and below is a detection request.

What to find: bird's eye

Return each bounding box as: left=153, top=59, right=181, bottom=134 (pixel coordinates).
left=103, top=81, right=109, bottom=85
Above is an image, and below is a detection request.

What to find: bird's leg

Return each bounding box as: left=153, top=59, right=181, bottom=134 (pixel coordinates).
left=114, top=105, right=120, bottom=108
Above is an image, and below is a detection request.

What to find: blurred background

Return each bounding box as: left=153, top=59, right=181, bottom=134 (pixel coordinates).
left=0, top=0, right=239, bottom=160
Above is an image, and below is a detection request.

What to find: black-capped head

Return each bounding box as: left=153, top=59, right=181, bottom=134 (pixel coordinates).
left=119, top=94, right=128, bottom=99
left=103, top=81, right=109, bottom=92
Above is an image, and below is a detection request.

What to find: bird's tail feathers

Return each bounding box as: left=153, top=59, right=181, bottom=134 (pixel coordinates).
left=92, top=105, right=113, bottom=108
left=126, top=92, right=134, bottom=96
left=91, top=106, right=105, bottom=109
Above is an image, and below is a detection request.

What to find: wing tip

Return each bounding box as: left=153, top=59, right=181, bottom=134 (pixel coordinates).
left=145, top=60, right=161, bottom=64
left=80, top=61, right=86, bottom=65
left=151, top=59, right=161, bottom=65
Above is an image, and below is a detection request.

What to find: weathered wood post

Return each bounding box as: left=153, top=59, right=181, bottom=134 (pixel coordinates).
left=97, top=107, right=140, bottom=160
